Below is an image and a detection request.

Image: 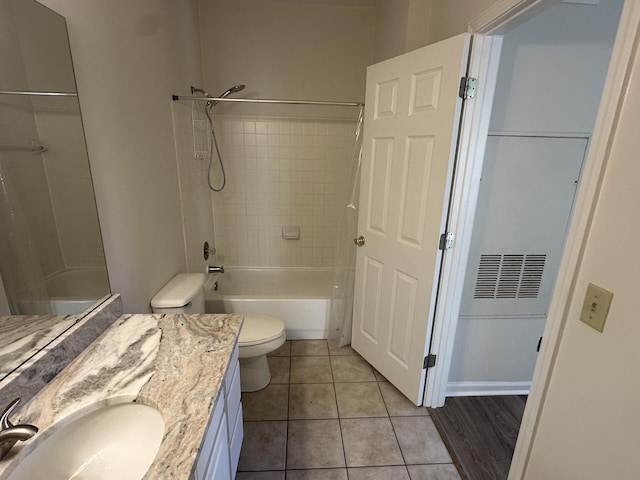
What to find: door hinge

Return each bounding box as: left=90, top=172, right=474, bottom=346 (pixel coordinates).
left=439, top=232, right=454, bottom=251
left=424, top=354, right=437, bottom=369
left=459, top=76, right=477, bottom=100
left=537, top=336, right=543, bottom=352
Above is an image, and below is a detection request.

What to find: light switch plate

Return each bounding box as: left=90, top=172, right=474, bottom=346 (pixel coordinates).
left=579, top=283, right=613, bottom=332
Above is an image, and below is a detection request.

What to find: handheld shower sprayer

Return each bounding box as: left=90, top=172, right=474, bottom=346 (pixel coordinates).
left=190, top=85, right=246, bottom=107
left=190, top=84, right=246, bottom=192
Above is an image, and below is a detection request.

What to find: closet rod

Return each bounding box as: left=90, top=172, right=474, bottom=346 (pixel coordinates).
left=172, top=94, right=363, bottom=107
left=0, top=90, right=78, bottom=97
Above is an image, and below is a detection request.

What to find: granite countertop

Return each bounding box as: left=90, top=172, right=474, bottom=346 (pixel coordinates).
left=0, top=313, right=243, bottom=479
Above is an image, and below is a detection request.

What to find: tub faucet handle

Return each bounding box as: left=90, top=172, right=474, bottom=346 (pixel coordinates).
left=207, top=265, right=225, bottom=274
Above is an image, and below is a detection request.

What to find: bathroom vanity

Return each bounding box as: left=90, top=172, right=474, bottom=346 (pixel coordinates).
left=192, top=342, right=243, bottom=480
left=0, top=313, right=243, bottom=480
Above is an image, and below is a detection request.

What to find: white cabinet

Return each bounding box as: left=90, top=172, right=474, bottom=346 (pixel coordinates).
left=192, top=344, right=242, bottom=480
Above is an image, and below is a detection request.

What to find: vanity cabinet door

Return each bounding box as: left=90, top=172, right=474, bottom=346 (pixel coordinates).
left=193, top=390, right=225, bottom=480
left=230, top=403, right=244, bottom=478
left=203, top=411, right=230, bottom=480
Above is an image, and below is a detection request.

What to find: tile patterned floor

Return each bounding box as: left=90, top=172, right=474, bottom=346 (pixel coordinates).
left=236, top=340, right=461, bottom=480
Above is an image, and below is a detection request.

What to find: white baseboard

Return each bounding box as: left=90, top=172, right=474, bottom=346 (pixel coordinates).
left=446, top=381, right=531, bottom=397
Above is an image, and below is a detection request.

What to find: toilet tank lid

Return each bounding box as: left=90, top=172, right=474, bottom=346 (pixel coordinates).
left=151, top=273, right=207, bottom=308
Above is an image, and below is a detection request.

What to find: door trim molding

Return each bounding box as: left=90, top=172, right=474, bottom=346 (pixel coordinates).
left=424, top=33, right=503, bottom=408
left=508, top=2, right=640, bottom=478
left=469, top=0, right=548, bottom=35
left=447, top=381, right=531, bottom=397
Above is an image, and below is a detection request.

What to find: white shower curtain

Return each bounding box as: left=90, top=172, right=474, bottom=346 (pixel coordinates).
left=329, top=106, right=364, bottom=347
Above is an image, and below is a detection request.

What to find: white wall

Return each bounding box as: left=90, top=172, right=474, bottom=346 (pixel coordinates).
left=373, top=0, right=431, bottom=62
left=524, top=18, right=640, bottom=477
left=198, top=0, right=375, bottom=116
left=490, top=0, right=624, bottom=134
left=374, top=0, right=409, bottom=62
left=38, top=0, right=203, bottom=312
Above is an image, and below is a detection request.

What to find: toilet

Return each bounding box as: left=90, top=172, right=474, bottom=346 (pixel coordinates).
left=237, top=314, right=286, bottom=392
left=151, top=273, right=286, bottom=393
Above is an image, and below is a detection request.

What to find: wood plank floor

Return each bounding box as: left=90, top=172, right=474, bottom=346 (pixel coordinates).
left=428, top=395, right=526, bottom=480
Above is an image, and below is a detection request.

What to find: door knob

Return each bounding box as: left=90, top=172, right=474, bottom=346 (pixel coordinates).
left=354, top=235, right=365, bottom=247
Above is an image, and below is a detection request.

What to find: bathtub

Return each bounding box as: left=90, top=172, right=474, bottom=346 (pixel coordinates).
left=204, top=268, right=334, bottom=339
left=45, top=267, right=110, bottom=315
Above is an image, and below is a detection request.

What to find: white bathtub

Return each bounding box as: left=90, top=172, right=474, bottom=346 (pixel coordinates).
left=204, top=268, right=334, bottom=339
left=45, top=268, right=110, bottom=315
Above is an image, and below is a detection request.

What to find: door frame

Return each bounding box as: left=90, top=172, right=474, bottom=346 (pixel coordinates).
left=424, top=0, right=640, bottom=478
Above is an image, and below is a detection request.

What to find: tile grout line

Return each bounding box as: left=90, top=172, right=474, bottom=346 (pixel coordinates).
left=375, top=375, right=413, bottom=479
left=329, top=341, right=352, bottom=480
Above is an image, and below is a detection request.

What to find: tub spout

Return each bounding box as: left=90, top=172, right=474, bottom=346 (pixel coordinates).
left=207, top=265, right=224, bottom=274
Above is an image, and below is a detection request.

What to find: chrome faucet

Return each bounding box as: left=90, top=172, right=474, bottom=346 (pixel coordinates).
left=207, top=265, right=224, bottom=274
left=0, top=399, right=38, bottom=461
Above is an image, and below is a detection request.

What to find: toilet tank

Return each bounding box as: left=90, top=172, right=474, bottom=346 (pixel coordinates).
left=151, top=273, right=207, bottom=314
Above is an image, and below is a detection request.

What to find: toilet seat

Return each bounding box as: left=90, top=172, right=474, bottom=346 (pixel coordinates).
left=239, top=314, right=285, bottom=346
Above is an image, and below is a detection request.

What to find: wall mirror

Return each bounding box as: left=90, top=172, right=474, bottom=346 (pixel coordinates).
left=0, top=0, right=110, bottom=380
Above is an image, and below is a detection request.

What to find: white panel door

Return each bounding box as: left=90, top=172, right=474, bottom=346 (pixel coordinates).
left=352, top=33, right=471, bottom=405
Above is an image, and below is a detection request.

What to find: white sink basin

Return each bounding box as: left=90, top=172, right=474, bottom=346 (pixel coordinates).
left=8, top=402, right=164, bottom=480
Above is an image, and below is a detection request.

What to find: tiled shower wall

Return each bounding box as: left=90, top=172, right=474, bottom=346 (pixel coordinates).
left=211, top=115, right=357, bottom=268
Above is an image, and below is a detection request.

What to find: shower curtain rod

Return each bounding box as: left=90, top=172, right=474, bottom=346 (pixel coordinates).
left=0, top=90, right=78, bottom=97
left=172, top=94, right=364, bottom=107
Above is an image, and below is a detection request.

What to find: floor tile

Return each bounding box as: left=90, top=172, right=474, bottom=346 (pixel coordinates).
left=289, top=383, right=338, bottom=419
left=331, top=356, right=375, bottom=382
left=340, top=417, right=404, bottom=467
left=286, top=468, right=348, bottom=480
left=379, top=382, right=429, bottom=417
left=291, top=339, right=329, bottom=356
left=268, top=340, right=291, bottom=357
left=328, top=338, right=357, bottom=356
left=290, top=356, right=333, bottom=383
left=268, top=356, right=290, bottom=384
left=391, top=416, right=452, bottom=464
left=236, top=472, right=285, bottom=480
left=238, top=421, right=287, bottom=471
left=242, top=384, right=289, bottom=421
left=348, top=466, right=411, bottom=480
left=373, top=369, right=388, bottom=382
left=287, top=419, right=346, bottom=469
left=334, top=382, right=387, bottom=418
left=407, top=464, right=462, bottom=480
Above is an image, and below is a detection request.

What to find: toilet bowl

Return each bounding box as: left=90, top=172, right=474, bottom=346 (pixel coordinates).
left=238, top=314, right=286, bottom=392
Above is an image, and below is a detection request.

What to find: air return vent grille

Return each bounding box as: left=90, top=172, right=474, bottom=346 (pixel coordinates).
left=473, top=254, right=546, bottom=300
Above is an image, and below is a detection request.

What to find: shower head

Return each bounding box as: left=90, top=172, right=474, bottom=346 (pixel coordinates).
left=191, top=84, right=246, bottom=107
left=220, top=84, right=246, bottom=97
left=209, top=84, right=246, bottom=107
